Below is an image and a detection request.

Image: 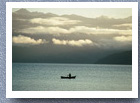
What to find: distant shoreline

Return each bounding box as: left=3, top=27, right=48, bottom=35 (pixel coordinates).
left=12, top=62, right=132, bottom=65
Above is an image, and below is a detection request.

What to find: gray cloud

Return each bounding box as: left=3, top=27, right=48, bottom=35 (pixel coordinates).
left=12, top=9, right=132, bottom=50
left=12, top=9, right=132, bottom=33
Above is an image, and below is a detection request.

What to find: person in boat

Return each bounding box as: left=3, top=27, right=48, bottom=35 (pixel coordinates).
left=69, top=73, right=71, bottom=77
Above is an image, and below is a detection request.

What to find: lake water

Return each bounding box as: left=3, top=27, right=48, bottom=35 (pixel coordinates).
left=12, top=63, right=132, bottom=91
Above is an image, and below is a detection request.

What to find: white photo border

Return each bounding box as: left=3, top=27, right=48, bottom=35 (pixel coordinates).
left=6, top=2, right=138, bottom=98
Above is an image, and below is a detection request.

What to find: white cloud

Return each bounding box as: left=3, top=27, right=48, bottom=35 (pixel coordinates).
left=18, top=26, right=132, bottom=36
left=19, top=26, right=69, bottom=35
left=114, top=36, right=132, bottom=42
left=113, top=23, right=132, bottom=29
left=52, top=38, right=93, bottom=47
left=30, top=17, right=80, bottom=26
left=69, top=26, right=132, bottom=35
left=13, top=35, right=47, bottom=45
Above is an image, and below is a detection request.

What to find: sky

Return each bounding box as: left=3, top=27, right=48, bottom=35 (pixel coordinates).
left=12, top=8, right=132, bottom=19
left=12, top=8, right=132, bottom=63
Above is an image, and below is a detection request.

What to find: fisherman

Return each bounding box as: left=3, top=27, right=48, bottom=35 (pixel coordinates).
left=69, top=73, right=71, bottom=77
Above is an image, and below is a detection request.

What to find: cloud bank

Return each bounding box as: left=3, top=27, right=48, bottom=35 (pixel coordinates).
left=13, top=35, right=47, bottom=45
left=30, top=17, right=81, bottom=26
left=18, top=26, right=132, bottom=36
left=12, top=9, right=132, bottom=49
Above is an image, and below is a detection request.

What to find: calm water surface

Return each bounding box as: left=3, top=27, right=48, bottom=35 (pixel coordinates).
left=12, top=63, right=132, bottom=91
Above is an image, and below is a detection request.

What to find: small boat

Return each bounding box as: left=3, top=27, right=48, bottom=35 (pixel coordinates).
left=61, top=76, right=76, bottom=79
